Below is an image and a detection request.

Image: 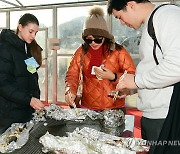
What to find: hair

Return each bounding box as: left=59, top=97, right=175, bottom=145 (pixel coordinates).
left=30, top=40, right=43, bottom=67
left=16, top=13, right=39, bottom=34
left=107, top=0, right=150, bottom=14
left=15, top=13, right=42, bottom=67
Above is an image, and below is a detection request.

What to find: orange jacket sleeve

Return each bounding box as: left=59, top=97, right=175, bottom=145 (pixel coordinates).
left=65, top=47, right=82, bottom=95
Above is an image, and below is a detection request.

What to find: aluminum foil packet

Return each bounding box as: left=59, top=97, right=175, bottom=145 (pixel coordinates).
left=32, top=104, right=104, bottom=122
left=39, top=127, right=149, bottom=154
left=0, top=121, right=34, bottom=153
left=33, top=104, right=125, bottom=136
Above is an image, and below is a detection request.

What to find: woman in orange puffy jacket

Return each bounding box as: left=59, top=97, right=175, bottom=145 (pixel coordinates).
left=65, top=6, right=135, bottom=112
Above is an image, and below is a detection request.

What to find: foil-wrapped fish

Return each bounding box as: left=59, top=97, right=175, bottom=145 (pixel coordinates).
left=0, top=121, right=34, bottom=153
left=39, top=127, right=149, bottom=154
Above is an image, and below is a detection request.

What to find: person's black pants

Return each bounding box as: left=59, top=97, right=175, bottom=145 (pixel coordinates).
left=141, top=116, right=165, bottom=154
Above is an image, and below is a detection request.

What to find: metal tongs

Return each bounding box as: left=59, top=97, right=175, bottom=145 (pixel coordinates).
left=113, top=70, right=128, bottom=101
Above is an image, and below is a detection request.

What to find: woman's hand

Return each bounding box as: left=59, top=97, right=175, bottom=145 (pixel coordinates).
left=94, top=66, right=115, bottom=80
left=30, top=97, right=45, bottom=110
left=65, top=92, right=76, bottom=107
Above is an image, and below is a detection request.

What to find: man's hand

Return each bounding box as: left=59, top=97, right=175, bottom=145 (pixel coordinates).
left=116, top=73, right=138, bottom=90
left=108, top=89, right=128, bottom=99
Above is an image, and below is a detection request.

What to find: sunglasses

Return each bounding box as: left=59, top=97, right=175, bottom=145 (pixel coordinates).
left=84, top=38, right=103, bottom=44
